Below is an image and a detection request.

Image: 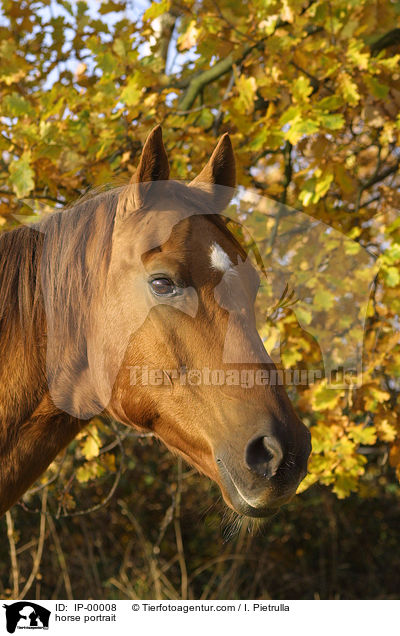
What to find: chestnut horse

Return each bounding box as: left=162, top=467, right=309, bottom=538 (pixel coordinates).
left=0, top=126, right=311, bottom=518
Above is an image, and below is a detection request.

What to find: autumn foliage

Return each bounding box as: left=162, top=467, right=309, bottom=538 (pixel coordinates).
left=0, top=0, right=399, bottom=599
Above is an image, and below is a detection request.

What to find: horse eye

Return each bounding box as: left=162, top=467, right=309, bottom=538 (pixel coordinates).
left=150, top=277, right=176, bottom=296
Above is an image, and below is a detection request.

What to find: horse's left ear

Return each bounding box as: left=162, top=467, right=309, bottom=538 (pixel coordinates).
left=189, top=133, right=236, bottom=212
left=128, top=125, right=170, bottom=209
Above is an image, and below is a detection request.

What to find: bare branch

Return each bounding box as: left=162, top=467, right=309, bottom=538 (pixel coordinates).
left=173, top=458, right=188, bottom=600
left=47, top=515, right=73, bottom=599
left=18, top=488, right=48, bottom=600
left=371, top=28, right=400, bottom=55
left=5, top=510, right=19, bottom=598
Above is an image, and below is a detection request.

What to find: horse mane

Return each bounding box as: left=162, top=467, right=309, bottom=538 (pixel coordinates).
left=0, top=188, right=121, bottom=424
left=0, top=225, right=44, bottom=349
left=1, top=187, right=120, bottom=354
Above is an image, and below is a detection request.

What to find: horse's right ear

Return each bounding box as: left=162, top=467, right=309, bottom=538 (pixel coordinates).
left=189, top=133, right=236, bottom=213
left=120, top=125, right=170, bottom=213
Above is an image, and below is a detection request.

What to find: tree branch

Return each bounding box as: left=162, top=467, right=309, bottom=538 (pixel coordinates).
left=370, top=28, right=400, bottom=55
left=355, top=158, right=400, bottom=211
left=178, top=53, right=235, bottom=111
left=363, top=158, right=399, bottom=190
left=177, top=34, right=273, bottom=111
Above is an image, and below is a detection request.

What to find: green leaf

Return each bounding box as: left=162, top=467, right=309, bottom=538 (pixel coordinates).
left=346, top=40, right=369, bottom=70
left=332, top=473, right=359, bottom=499
left=198, top=108, right=214, bottom=128
left=314, top=169, right=334, bottom=197
left=299, top=178, right=316, bottom=207
left=121, top=78, right=143, bottom=106
left=9, top=153, right=35, bottom=198
left=279, top=105, right=301, bottom=126
left=313, top=288, right=335, bottom=311
left=99, top=1, right=126, bottom=14
left=383, top=266, right=400, bottom=287
left=312, top=383, right=344, bottom=410
left=76, top=461, right=105, bottom=483
left=317, top=95, right=343, bottom=110
left=234, top=75, right=257, bottom=114
left=143, top=0, right=171, bottom=22
left=366, top=76, right=389, bottom=99
left=285, top=118, right=319, bottom=144
left=281, top=348, right=303, bottom=367
left=348, top=424, right=377, bottom=445
left=383, top=243, right=400, bottom=264
left=295, top=305, right=312, bottom=325
left=292, top=76, right=313, bottom=102
left=4, top=92, right=34, bottom=117
left=344, top=240, right=361, bottom=255
left=319, top=113, right=345, bottom=130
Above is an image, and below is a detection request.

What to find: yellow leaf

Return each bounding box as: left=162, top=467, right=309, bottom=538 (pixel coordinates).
left=346, top=39, right=369, bottom=70
left=234, top=75, right=257, bottom=115
left=338, top=72, right=360, bottom=105
left=292, top=76, right=313, bottom=103
left=348, top=424, right=377, bottom=445
left=178, top=20, right=199, bottom=51
left=332, top=474, right=359, bottom=498
left=143, top=0, right=171, bottom=22
left=312, top=381, right=344, bottom=410
left=313, top=288, right=335, bottom=311
left=9, top=153, right=35, bottom=198
left=376, top=418, right=397, bottom=443
left=281, top=0, right=294, bottom=23
left=121, top=78, right=143, bottom=106
left=281, top=348, right=303, bottom=367
left=81, top=436, right=100, bottom=460
left=80, top=424, right=102, bottom=460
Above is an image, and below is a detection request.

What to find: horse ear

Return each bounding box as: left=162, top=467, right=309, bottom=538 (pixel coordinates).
left=189, top=133, right=236, bottom=212
left=129, top=125, right=170, bottom=209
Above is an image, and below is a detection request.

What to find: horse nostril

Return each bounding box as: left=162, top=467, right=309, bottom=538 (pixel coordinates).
left=245, top=436, right=283, bottom=478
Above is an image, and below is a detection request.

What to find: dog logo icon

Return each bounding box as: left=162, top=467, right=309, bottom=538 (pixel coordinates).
left=3, top=602, right=50, bottom=633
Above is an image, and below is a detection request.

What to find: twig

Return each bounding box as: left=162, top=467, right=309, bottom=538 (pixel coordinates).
left=290, top=60, right=334, bottom=94
left=280, top=141, right=293, bottom=206
left=355, top=157, right=399, bottom=212
left=18, top=488, right=48, bottom=600
left=0, top=189, right=65, bottom=204
left=47, top=516, right=73, bottom=599
left=174, top=458, right=188, bottom=600
left=5, top=510, right=19, bottom=598
left=79, top=517, right=102, bottom=595
left=25, top=451, right=67, bottom=495
left=117, top=499, right=163, bottom=599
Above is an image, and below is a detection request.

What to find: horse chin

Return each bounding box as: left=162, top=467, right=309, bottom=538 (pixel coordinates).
left=216, top=458, right=282, bottom=519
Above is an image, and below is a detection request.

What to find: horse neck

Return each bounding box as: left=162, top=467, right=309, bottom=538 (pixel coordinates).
left=0, top=394, right=84, bottom=516
left=0, top=226, right=85, bottom=514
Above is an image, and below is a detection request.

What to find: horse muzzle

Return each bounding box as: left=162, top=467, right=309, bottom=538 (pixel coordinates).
left=215, top=424, right=312, bottom=518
